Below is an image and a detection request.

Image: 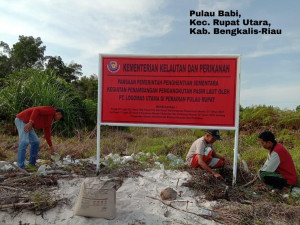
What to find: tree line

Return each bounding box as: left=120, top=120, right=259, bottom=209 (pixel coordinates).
left=0, top=35, right=97, bottom=100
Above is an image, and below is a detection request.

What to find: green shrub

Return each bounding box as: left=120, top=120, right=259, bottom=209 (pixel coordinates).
left=240, top=105, right=300, bottom=132
left=0, top=68, right=86, bottom=135
left=83, top=99, right=97, bottom=128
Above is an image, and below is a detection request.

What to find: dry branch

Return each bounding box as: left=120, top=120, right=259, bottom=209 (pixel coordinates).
left=0, top=185, right=25, bottom=192
left=9, top=162, right=30, bottom=175
left=0, top=202, right=40, bottom=210
left=2, top=175, right=32, bottom=185
left=146, top=195, right=216, bottom=220
left=45, top=170, right=67, bottom=175
left=240, top=176, right=258, bottom=188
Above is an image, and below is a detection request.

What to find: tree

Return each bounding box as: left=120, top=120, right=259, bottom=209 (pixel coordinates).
left=73, top=75, right=98, bottom=101
left=0, top=55, right=12, bottom=79
left=0, top=41, right=13, bottom=79
left=1, top=35, right=82, bottom=83
left=45, top=56, right=65, bottom=75
left=67, top=62, right=82, bottom=79
left=63, top=61, right=82, bottom=82
left=45, top=56, right=82, bottom=82
left=10, top=35, right=46, bottom=70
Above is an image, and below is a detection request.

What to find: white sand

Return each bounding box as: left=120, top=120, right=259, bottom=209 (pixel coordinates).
left=0, top=169, right=218, bottom=225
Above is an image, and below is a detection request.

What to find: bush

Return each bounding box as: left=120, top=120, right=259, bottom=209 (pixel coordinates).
left=240, top=105, right=300, bottom=132
left=0, top=69, right=86, bottom=135
left=83, top=99, right=97, bottom=128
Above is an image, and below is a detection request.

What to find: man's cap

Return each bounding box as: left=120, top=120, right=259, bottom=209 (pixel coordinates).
left=206, top=130, right=222, bottom=140
left=55, top=108, right=64, bottom=121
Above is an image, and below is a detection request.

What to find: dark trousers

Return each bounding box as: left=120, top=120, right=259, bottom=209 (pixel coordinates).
left=259, top=171, right=289, bottom=190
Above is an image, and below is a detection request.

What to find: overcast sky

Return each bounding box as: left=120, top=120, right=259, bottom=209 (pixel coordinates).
left=0, top=0, right=299, bottom=109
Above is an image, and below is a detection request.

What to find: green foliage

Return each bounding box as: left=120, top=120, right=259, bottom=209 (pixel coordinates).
left=276, top=129, right=295, bottom=148
left=191, top=129, right=206, bottom=137
left=31, top=191, right=55, bottom=211
left=100, top=131, right=133, bottom=155
left=277, top=110, right=300, bottom=130
left=136, top=136, right=174, bottom=156
left=289, top=147, right=300, bottom=185
left=240, top=105, right=279, bottom=131
left=1, top=35, right=83, bottom=83
left=73, top=75, right=98, bottom=101
left=0, top=41, right=13, bottom=79
left=240, top=133, right=260, bottom=148
left=0, top=68, right=86, bottom=135
left=239, top=146, right=269, bottom=171
left=25, top=164, right=38, bottom=172
left=244, top=133, right=259, bottom=146
left=0, top=55, right=12, bottom=79
left=45, top=56, right=82, bottom=82
left=11, top=35, right=46, bottom=70
left=83, top=99, right=97, bottom=128
left=240, top=105, right=300, bottom=132
left=157, top=155, right=168, bottom=164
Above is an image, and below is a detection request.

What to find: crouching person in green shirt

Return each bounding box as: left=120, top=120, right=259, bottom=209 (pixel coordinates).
left=257, top=131, right=297, bottom=190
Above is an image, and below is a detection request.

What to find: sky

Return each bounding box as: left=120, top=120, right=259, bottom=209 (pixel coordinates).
left=0, top=0, right=299, bottom=110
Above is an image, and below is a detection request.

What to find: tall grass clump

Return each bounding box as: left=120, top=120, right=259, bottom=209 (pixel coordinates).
left=0, top=68, right=86, bottom=135
left=83, top=99, right=97, bottom=129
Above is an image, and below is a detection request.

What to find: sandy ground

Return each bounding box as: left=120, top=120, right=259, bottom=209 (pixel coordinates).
left=0, top=169, right=218, bottom=225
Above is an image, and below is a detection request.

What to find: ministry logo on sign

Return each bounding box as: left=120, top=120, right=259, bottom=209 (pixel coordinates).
left=107, top=61, right=120, bottom=72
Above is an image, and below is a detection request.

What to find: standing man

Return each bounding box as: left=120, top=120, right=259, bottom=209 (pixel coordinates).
left=257, top=131, right=297, bottom=189
left=186, top=130, right=230, bottom=180
left=15, top=106, right=64, bottom=169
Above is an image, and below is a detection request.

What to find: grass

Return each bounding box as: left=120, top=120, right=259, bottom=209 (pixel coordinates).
left=1, top=114, right=299, bottom=186
left=0, top=105, right=299, bottom=225
left=1, top=127, right=299, bottom=178
left=30, top=190, right=56, bottom=212
left=0, top=125, right=299, bottom=225
left=0, top=129, right=97, bottom=163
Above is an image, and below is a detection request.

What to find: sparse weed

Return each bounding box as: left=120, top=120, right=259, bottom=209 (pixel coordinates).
left=30, top=191, right=55, bottom=212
